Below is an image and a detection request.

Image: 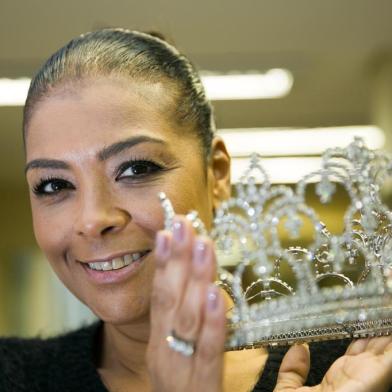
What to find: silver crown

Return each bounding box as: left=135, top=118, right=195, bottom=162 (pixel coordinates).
left=159, top=137, right=392, bottom=349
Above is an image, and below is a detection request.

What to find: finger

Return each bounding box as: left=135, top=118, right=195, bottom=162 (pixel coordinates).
left=346, top=338, right=370, bottom=356
left=384, top=337, right=392, bottom=354
left=193, top=284, right=226, bottom=391
left=366, top=335, right=392, bottom=355
left=147, top=219, right=196, bottom=386
left=274, top=344, right=310, bottom=391
left=376, top=340, right=392, bottom=390
left=151, top=230, right=173, bottom=328
left=157, top=216, right=195, bottom=325
left=168, top=215, right=195, bottom=288
left=172, top=237, right=216, bottom=342
left=381, top=339, right=392, bottom=368
left=149, top=231, right=173, bottom=348
left=154, top=230, right=172, bottom=269
left=147, top=230, right=173, bottom=381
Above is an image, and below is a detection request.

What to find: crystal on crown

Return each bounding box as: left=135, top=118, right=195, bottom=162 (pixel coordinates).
left=159, top=137, right=392, bottom=349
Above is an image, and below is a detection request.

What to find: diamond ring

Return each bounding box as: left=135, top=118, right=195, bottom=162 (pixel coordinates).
left=166, top=330, right=195, bottom=357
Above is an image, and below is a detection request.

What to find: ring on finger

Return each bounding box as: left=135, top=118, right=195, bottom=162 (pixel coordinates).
left=166, top=330, right=196, bottom=357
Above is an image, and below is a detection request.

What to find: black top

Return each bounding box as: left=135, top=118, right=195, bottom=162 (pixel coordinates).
left=0, top=322, right=379, bottom=391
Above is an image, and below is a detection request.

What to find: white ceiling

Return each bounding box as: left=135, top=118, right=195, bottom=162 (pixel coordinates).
left=1, top=0, right=392, bottom=186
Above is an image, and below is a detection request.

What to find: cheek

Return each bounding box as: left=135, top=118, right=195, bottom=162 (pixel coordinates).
left=31, top=202, right=72, bottom=260
left=118, top=188, right=166, bottom=239
left=160, top=174, right=213, bottom=225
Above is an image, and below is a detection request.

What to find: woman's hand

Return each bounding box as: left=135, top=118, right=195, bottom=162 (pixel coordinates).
left=274, top=336, right=392, bottom=392
left=147, top=216, right=226, bottom=392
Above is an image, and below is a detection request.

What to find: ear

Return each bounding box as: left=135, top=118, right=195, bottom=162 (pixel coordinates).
left=207, top=136, right=231, bottom=210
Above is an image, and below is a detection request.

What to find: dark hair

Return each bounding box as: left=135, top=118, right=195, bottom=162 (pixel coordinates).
left=23, top=28, right=215, bottom=156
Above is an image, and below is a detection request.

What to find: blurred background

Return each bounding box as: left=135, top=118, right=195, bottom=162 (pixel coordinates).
left=1, top=0, right=392, bottom=337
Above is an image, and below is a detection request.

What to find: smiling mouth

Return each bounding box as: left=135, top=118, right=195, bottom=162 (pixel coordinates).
left=84, top=250, right=151, bottom=271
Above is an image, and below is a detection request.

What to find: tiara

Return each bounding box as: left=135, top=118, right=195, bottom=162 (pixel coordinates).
left=159, top=137, right=392, bottom=350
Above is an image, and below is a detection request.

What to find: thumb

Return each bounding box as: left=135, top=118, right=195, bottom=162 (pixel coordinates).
left=274, top=344, right=310, bottom=391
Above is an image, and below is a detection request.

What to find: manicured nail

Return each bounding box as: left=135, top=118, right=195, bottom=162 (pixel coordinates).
left=173, top=219, right=185, bottom=242
left=156, top=232, right=169, bottom=257
left=193, top=238, right=207, bottom=265
left=207, top=285, right=219, bottom=311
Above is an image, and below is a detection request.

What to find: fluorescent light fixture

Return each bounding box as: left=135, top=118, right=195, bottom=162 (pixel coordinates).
left=201, top=69, right=293, bottom=100
left=219, top=126, right=385, bottom=157
left=0, top=78, right=30, bottom=106
left=1, top=70, right=293, bottom=105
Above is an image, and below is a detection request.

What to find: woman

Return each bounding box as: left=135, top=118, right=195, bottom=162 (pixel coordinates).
left=1, top=28, right=391, bottom=392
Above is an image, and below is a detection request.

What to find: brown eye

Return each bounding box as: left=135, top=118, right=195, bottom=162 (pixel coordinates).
left=116, top=160, right=163, bottom=180
left=33, top=178, right=74, bottom=196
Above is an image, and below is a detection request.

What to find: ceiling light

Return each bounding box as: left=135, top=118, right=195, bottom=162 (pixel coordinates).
left=219, top=126, right=385, bottom=157
left=1, top=70, right=293, bottom=106
left=201, top=69, right=293, bottom=100
left=0, top=78, right=30, bottom=106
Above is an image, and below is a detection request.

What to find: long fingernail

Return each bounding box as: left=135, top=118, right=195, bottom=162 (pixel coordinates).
left=156, top=232, right=169, bottom=257
left=193, top=238, right=207, bottom=265
left=173, top=219, right=185, bottom=242
left=207, top=285, right=219, bottom=312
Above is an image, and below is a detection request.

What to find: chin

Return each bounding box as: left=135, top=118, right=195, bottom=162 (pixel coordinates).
left=87, top=293, right=151, bottom=325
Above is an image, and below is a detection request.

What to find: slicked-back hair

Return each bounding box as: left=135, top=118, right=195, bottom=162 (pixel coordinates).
left=23, top=28, right=215, bottom=157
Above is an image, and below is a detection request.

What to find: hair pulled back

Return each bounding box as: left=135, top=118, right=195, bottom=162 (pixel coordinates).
left=23, top=28, right=215, bottom=156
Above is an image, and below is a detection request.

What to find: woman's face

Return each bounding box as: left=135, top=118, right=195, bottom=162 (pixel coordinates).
left=25, top=78, right=229, bottom=325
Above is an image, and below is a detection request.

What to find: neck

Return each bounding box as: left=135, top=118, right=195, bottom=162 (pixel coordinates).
left=99, top=316, right=151, bottom=380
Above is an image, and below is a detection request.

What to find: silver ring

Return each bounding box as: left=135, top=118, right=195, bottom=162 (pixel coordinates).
left=166, top=330, right=195, bottom=357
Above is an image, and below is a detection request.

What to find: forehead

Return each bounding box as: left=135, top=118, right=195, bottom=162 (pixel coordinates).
left=25, top=78, right=179, bottom=159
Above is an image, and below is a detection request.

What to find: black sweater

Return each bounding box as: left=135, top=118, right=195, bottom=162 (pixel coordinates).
left=0, top=321, right=377, bottom=391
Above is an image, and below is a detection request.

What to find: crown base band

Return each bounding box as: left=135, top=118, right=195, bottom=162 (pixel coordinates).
left=226, top=317, right=392, bottom=350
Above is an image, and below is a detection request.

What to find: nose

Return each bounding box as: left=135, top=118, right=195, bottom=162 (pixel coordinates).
left=74, top=185, right=131, bottom=238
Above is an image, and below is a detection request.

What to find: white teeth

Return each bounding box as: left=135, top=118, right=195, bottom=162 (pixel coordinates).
left=87, top=251, right=148, bottom=271
left=102, top=261, right=112, bottom=271
left=124, top=254, right=133, bottom=265
left=112, top=257, right=125, bottom=270
left=132, top=252, right=142, bottom=262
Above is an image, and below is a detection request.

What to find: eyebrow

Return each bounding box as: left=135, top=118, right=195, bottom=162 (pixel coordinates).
left=25, top=135, right=166, bottom=174
left=97, top=135, right=166, bottom=161
left=25, top=159, right=69, bottom=174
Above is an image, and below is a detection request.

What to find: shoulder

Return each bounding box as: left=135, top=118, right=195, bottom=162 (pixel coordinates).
left=0, top=321, right=103, bottom=392
left=0, top=320, right=101, bottom=366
